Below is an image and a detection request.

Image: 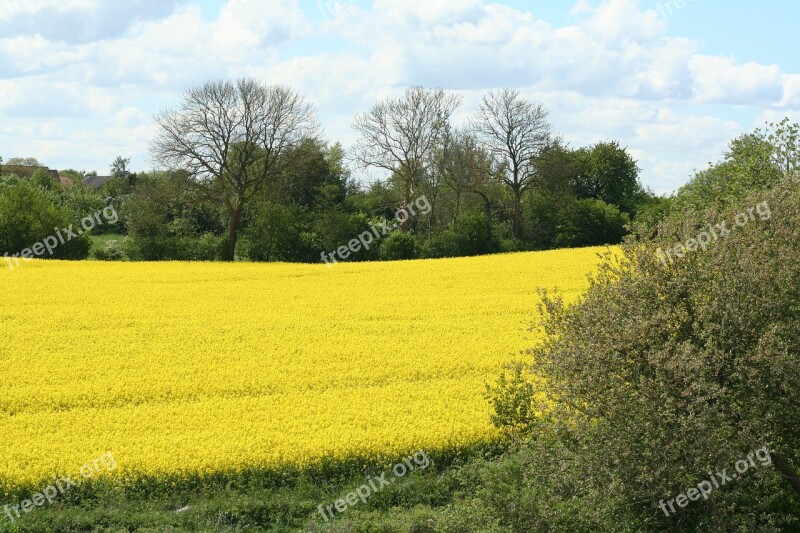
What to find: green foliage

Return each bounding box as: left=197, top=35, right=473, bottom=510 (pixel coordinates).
left=555, top=198, right=630, bottom=248
left=522, top=190, right=561, bottom=249
left=242, top=201, right=316, bottom=262
left=110, top=156, right=131, bottom=180
left=532, top=139, right=579, bottom=201
left=58, top=185, right=116, bottom=234
left=631, top=190, right=673, bottom=231
left=0, top=181, right=91, bottom=260
left=278, top=139, right=349, bottom=208
left=424, top=212, right=501, bottom=258
left=313, top=210, right=380, bottom=263
left=59, top=169, right=85, bottom=183
left=422, top=211, right=502, bottom=258
left=379, top=231, right=420, bottom=260
left=5, top=157, right=40, bottom=167
left=673, top=120, right=798, bottom=214
left=102, top=175, right=135, bottom=199
left=451, top=211, right=501, bottom=256
left=123, top=171, right=224, bottom=261
left=422, top=230, right=459, bottom=258
left=31, top=167, right=56, bottom=191
left=124, top=233, right=223, bottom=261
left=484, top=365, right=537, bottom=437
left=572, top=141, right=642, bottom=215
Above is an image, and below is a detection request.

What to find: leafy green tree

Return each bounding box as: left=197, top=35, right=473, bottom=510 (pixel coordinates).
left=555, top=198, right=630, bottom=248
left=521, top=139, right=582, bottom=250
left=274, top=139, right=347, bottom=208
left=0, top=181, right=91, bottom=260
left=123, top=172, right=223, bottom=261
left=241, top=201, right=316, bottom=262
left=572, top=141, right=641, bottom=215
left=532, top=139, right=578, bottom=201
left=105, top=156, right=137, bottom=198
left=451, top=211, right=501, bottom=256
left=437, top=130, right=494, bottom=224
left=521, top=190, right=561, bottom=250
left=674, top=122, right=796, bottom=213
left=765, top=117, right=800, bottom=176
left=31, top=167, right=56, bottom=191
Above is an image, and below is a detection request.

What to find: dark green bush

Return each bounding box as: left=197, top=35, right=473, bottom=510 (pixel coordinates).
left=487, top=177, right=800, bottom=531
left=555, top=198, right=630, bottom=247
left=451, top=211, right=501, bottom=256
left=243, top=201, right=313, bottom=262
left=423, top=230, right=459, bottom=258
left=124, top=233, right=222, bottom=262
left=423, top=212, right=501, bottom=258
left=379, top=231, right=420, bottom=261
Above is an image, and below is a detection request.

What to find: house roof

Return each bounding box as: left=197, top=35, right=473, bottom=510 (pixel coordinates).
left=0, top=165, right=58, bottom=181
left=82, top=175, right=113, bottom=189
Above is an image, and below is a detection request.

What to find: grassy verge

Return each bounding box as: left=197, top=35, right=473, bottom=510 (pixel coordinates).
left=0, top=444, right=506, bottom=532
left=89, top=233, right=128, bottom=259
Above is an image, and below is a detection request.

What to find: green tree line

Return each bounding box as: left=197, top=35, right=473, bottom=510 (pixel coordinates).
left=0, top=80, right=664, bottom=263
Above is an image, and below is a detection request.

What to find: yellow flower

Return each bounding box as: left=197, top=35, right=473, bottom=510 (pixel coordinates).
left=0, top=248, right=608, bottom=490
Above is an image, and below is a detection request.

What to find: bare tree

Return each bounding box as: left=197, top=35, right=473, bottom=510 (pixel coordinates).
left=352, top=86, right=462, bottom=231
left=439, top=129, right=494, bottom=223
left=151, top=79, right=318, bottom=261
left=472, top=89, right=551, bottom=239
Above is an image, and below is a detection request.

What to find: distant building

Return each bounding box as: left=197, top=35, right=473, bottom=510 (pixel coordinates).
left=0, top=165, right=59, bottom=182
left=82, top=175, right=114, bottom=189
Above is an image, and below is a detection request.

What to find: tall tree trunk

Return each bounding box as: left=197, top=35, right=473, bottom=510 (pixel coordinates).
left=224, top=199, right=244, bottom=262
left=402, top=178, right=413, bottom=232
left=511, top=188, right=522, bottom=240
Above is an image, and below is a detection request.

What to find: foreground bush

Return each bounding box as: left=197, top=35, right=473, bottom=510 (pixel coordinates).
left=488, top=177, right=800, bottom=531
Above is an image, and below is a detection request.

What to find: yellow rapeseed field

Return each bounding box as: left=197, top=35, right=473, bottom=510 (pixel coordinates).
left=0, top=248, right=606, bottom=492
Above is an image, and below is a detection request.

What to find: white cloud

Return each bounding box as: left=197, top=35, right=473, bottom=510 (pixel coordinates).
left=0, top=0, right=796, bottom=193
left=0, top=0, right=184, bottom=44
left=579, top=0, right=666, bottom=43
left=689, top=55, right=784, bottom=105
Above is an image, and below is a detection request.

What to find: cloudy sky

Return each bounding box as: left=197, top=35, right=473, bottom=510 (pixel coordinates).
left=1, top=0, right=797, bottom=193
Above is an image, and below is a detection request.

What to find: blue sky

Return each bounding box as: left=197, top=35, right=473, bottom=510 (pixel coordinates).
left=1, top=0, right=798, bottom=193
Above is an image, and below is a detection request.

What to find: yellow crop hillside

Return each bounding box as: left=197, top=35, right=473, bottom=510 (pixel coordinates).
left=0, top=248, right=606, bottom=491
